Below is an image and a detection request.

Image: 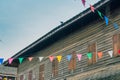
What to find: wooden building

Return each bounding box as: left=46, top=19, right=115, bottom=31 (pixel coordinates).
left=0, top=65, right=17, bottom=80
left=4, top=0, right=120, bottom=80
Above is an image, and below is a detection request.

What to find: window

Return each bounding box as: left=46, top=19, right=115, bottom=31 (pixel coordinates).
left=68, top=51, right=76, bottom=71
left=28, top=70, right=32, bottom=80
left=113, top=34, right=120, bottom=57
left=20, top=75, right=23, bottom=80
left=87, top=43, right=97, bottom=65
left=39, top=64, right=44, bottom=80
left=52, top=59, right=58, bottom=77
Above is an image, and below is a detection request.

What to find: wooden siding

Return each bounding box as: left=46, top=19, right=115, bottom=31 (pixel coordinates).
left=67, top=63, right=120, bottom=80
left=39, top=64, right=44, bottom=80
left=18, top=7, right=120, bottom=80
left=28, top=70, right=32, bottom=80
left=52, top=59, right=58, bottom=77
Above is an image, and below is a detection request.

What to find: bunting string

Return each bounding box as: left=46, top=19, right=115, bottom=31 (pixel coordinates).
left=80, top=0, right=120, bottom=29
left=1, top=50, right=115, bottom=65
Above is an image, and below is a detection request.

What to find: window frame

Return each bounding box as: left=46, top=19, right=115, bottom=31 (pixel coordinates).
left=20, top=75, right=23, bottom=80
left=39, top=64, right=44, bottom=80
left=68, top=51, right=76, bottom=71
left=113, top=34, right=120, bottom=57
left=28, top=70, right=32, bottom=80
left=52, top=58, right=58, bottom=77
left=87, top=42, right=97, bottom=65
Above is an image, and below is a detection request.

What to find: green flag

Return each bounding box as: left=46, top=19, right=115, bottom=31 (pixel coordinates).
left=97, top=10, right=103, bottom=19
left=87, top=52, right=92, bottom=59
left=18, top=58, right=24, bottom=64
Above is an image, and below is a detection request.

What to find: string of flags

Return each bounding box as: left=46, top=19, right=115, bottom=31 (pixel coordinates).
left=0, top=50, right=118, bottom=65
left=80, top=0, right=119, bottom=29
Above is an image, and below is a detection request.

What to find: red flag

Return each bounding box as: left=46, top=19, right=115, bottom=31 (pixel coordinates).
left=81, top=0, right=86, bottom=7
left=90, top=5, right=95, bottom=12
left=118, top=50, right=120, bottom=54
left=97, top=52, right=103, bottom=59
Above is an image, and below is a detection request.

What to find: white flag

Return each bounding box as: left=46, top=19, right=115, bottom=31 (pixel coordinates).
left=108, top=50, right=113, bottom=57
left=39, top=57, right=44, bottom=62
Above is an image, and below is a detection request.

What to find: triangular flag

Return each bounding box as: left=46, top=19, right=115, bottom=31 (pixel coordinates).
left=0, top=58, right=4, bottom=65
left=104, top=16, right=109, bottom=26
left=49, top=56, right=54, bottom=62
left=81, top=0, right=86, bottom=7
left=118, top=50, right=120, bottom=54
left=113, top=23, right=119, bottom=29
left=108, top=50, right=113, bottom=57
left=39, top=57, right=44, bottom=62
left=66, top=55, right=72, bottom=61
left=97, top=10, right=103, bottom=19
left=18, top=58, right=24, bottom=64
left=97, top=52, right=103, bottom=59
left=87, top=52, right=92, bottom=59
left=90, top=5, right=95, bottom=12
left=28, top=57, right=33, bottom=62
left=77, top=54, right=82, bottom=61
left=57, top=56, right=62, bottom=62
left=8, top=58, right=14, bottom=64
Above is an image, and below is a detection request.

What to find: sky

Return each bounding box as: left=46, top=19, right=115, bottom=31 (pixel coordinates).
left=0, top=0, right=100, bottom=60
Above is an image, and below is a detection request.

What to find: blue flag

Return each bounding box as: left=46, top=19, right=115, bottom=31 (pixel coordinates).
left=66, top=55, right=72, bottom=61
left=104, top=16, right=109, bottom=26
left=0, top=58, right=4, bottom=65
left=113, top=23, right=119, bottom=29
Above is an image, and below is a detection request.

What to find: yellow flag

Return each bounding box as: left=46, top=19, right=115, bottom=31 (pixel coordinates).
left=57, top=56, right=62, bottom=62
left=3, top=78, right=7, bottom=80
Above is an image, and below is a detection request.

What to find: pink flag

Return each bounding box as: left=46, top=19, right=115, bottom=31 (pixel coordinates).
left=28, top=57, right=33, bottom=62
left=8, top=58, right=14, bottom=64
left=77, top=54, right=82, bottom=61
left=90, top=5, right=95, bottom=12
left=49, top=56, right=54, bottom=62
left=81, top=0, right=86, bottom=7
